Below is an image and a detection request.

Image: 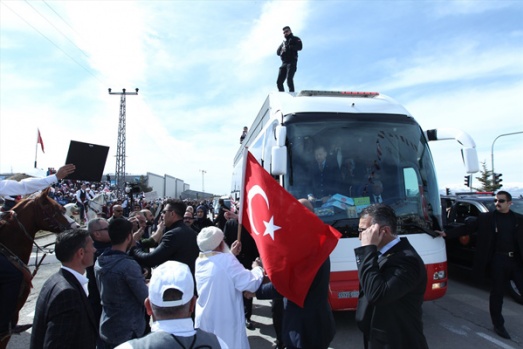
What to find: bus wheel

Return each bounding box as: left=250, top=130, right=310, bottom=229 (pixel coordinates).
left=508, top=278, right=523, bottom=305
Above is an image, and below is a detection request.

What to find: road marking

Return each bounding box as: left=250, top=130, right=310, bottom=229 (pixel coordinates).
left=476, top=332, right=515, bottom=349
left=440, top=322, right=469, bottom=336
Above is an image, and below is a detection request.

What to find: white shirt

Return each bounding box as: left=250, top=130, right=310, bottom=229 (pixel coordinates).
left=61, top=266, right=89, bottom=296
left=0, top=175, right=57, bottom=196
left=115, top=318, right=228, bottom=349
left=76, top=189, right=94, bottom=203
left=379, top=237, right=401, bottom=258
left=195, top=252, right=264, bottom=349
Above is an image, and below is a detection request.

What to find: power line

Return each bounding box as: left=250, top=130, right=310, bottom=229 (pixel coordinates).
left=1, top=1, right=107, bottom=87
left=42, top=0, right=83, bottom=39
left=24, top=0, right=89, bottom=58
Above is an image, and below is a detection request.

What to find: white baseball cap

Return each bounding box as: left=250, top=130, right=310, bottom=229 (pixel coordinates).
left=149, top=261, right=194, bottom=307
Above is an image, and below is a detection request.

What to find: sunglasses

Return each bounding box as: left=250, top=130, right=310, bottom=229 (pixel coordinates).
left=494, top=199, right=507, bottom=203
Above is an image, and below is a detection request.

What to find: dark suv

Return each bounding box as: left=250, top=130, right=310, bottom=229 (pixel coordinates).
left=441, top=193, right=523, bottom=304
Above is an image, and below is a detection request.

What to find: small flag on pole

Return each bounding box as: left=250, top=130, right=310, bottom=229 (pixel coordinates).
left=37, top=128, right=45, bottom=153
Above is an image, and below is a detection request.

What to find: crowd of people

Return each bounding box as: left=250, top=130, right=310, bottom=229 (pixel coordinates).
left=27, top=198, right=272, bottom=349
left=1, top=161, right=522, bottom=349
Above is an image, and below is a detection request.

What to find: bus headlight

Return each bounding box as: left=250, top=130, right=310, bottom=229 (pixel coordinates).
left=432, top=282, right=447, bottom=290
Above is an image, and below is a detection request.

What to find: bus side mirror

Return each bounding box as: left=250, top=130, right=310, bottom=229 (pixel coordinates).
left=462, top=147, right=479, bottom=173
left=275, top=125, right=286, bottom=147
left=271, top=146, right=287, bottom=175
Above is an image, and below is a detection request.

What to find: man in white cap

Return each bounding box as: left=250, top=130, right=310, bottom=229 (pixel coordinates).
left=116, top=261, right=228, bottom=348
left=195, top=226, right=264, bottom=349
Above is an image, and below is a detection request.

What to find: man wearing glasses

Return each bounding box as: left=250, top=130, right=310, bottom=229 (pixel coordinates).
left=130, top=199, right=199, bottom=276
left=443, top=191, right=523, bottom=340
left=276, top=26, right=302, bottom=93
left=183, top=211, right=196, bottom=229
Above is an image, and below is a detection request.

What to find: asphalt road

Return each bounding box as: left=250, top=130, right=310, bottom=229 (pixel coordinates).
left=7, top=234, right=523, bottom=349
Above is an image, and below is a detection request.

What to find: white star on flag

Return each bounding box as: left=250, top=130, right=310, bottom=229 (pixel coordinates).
left=263, top=216, right=281, bottom=240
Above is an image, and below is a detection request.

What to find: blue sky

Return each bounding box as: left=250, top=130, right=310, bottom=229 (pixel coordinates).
left=1, top=0, right=522, bottom=196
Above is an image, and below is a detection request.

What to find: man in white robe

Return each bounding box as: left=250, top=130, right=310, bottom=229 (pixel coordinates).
left=195, top=226, right=264, bottom=349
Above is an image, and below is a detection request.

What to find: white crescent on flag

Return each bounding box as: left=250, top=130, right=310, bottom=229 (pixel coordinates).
left=247, top=184, right=281, bottom=240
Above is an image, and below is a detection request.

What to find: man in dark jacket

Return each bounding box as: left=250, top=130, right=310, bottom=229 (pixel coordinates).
left=443, top=191, right=523, bottom=339
left=30, top=229, right=98, bottom=349
left=129, top=199, right=199, bottom=276
left=355, top=204, right=428, bottom=349
left=255, top=199, right=335, bottom=349
left=276, top=26, right=302, bottom=92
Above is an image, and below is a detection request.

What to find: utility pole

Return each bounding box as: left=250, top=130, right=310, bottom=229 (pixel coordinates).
left=200, top=169, right=207, bottom=193
left=108, top=88, right=139, bottom=198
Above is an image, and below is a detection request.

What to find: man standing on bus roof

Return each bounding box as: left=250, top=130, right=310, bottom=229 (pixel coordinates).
left=442, top=190, right=523, bottom=340
left=276, top=26, right=302, bottom=93
left=355, top=204, right=428, bottom=349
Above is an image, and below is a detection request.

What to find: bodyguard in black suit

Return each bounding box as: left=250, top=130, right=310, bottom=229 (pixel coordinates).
left=443, top=191, right=523, bottom=339
left=355, top=204, right=428, bottom=349
left=30, top=229, right=97, bottom=349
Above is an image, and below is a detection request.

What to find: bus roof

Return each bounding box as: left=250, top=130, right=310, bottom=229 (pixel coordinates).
left=268, top=90, right=412, bottom=116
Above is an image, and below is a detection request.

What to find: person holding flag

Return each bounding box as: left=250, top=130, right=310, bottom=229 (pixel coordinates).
left=240, top=151, right=340, bottom=348
left=194, top=226, right=264, bottom=349
left=254, top=199, right=337, bottom=349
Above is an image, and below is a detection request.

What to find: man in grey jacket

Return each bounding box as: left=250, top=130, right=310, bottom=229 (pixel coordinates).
left=95, top=218, right=148, bottom=348
left=116, top=261, right=228, bottom=348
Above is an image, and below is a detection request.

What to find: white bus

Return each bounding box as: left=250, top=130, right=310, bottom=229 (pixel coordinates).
left=231, top=90, right=479, bottom=310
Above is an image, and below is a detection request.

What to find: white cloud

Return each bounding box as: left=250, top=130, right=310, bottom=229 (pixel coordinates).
left=375, top=41, right=523, bottom=91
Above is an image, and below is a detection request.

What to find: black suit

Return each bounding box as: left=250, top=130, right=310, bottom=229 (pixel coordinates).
left=257, top=258, right=336, bottom=349
left=355, top=238, right=428, bottom=349
left=310, top=160, right=341, bottom=199
left=446, top=210, right=523, bottom=327
left=30, top=268, right=97, bottom=349
left=130, top=220, right=199, bottom=275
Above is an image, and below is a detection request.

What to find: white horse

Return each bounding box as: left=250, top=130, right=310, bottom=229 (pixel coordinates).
left=64, top=191, right=117, bottom=225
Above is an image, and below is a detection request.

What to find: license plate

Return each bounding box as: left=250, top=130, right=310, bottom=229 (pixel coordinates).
left=338, top=291, right=358, bottom=299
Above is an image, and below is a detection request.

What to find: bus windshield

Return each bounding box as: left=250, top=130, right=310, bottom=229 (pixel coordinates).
left=283, top=113, right=442, bottom=238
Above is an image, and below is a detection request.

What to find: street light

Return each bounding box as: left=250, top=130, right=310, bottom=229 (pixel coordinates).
left=491, top=131, right=523, bottom=184
left=199, top=169, right=207, bottom=192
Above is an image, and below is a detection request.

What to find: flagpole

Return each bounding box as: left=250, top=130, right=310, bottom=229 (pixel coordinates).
left=34, top=129, right=38, bottom=168
left=237, top=146, right=249, bottom=242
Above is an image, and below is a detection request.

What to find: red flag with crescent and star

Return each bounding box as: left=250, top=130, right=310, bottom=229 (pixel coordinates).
left=240, top=151, right=341, bottom=307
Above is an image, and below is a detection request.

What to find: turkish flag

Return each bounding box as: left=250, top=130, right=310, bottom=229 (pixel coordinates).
left=37, top=128, right=45, bottom=153
left=241, top=151, right=341, bottom=307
